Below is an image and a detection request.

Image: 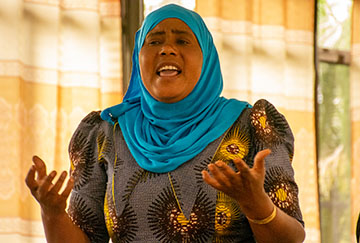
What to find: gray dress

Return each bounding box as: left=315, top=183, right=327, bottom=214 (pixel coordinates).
left=67, top=99, right=304, bottom=243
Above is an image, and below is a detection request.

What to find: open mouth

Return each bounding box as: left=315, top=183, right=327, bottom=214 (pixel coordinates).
left=156, top=65, right=182, bottom=77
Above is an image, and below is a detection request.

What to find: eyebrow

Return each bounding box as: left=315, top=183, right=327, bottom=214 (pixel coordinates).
left=147, top=29, right=192, bottom=38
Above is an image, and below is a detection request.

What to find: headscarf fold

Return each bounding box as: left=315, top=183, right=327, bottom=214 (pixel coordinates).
left=101, top=4, right=249, bottom=173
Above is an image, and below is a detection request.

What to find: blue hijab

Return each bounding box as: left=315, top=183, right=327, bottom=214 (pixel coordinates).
left=101, top=4, right=249, bottom=173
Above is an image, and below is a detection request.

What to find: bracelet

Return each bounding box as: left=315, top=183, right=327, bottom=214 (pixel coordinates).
left=247, top=206, right=277, bottom=225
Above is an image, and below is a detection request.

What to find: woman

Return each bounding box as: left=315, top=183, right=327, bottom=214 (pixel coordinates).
left=25, top=4, right=305, bottom=243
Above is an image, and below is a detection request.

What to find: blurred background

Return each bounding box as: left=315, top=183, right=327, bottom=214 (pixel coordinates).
left=0, top=0, right=359, bottom=242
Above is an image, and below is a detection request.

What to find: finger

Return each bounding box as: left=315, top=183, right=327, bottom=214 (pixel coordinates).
left=60, top=177, right=74, bottom=200
left=233, top=158, right=250, bottom=174
left=253, top=149, right=271, bottom=172
left=214, top=161, right=237, bottom=179
left=38, top=170, right=57, bottom=196
left=25, top=165, right=38, bottom=191
left=207, top=163, right=232, bottom=187
left=32, top=156, right=47, bottom=180
left=202, top=170, right=223, bottom=190
left=49, top=171, right=67, bottom=195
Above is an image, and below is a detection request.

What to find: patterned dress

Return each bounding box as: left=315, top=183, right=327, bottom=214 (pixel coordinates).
left=67, top=99, right=304, bottom=243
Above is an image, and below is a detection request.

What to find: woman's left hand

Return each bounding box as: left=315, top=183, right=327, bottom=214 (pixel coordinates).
left=202, top=149, right=271, bottom=211
left=203, top=149, right=306, bottom=242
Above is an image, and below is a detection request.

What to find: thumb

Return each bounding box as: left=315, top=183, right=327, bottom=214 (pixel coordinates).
left=32, top=155, right=47, bottom=179
left=253, top=149, right=271, bottom=172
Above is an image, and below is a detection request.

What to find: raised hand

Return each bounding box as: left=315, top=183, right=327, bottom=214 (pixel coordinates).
left=202, top=149, right=271, bottom=211
left=25, top=156, right=74, bottom=216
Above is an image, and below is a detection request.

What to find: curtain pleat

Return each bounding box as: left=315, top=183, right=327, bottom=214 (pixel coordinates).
left=195, top=0, right=320, bottom=242
left=0, top=0, right=122, bottom=241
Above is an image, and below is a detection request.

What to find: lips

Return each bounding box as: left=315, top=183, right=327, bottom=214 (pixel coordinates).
left=159, top=70, right=179, bottom=77
left=156, top=64, right=182, bottom=77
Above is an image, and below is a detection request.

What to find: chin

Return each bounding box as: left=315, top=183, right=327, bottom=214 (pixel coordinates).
left=156, top=95, right=183, bottom=103
left=151, top=90, right=183, bottom=103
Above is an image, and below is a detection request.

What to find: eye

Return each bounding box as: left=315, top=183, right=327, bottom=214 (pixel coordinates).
left=177, top=39, right=189, bottom=45
left=145, top=38, right=162, bottom=46
left=147, top=39, right=161, bottom=45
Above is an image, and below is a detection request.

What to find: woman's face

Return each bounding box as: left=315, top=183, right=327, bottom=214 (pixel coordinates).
left=139, top=18, right=203, bottom=103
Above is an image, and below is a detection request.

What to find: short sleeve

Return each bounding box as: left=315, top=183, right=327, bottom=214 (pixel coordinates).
left=67, top=111, right=110, bottom=242
left=249, top=99, right=304, bottom=226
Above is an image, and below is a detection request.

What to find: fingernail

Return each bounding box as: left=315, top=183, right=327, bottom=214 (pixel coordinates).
left=215, top=161, right=223, bottom=167
left=50, top=171, right=56, bottom=177
left=60, top=171, right=67, bottom=179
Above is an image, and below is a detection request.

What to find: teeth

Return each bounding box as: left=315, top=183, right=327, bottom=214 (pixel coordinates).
left=158, top=65, right=179, bottom=72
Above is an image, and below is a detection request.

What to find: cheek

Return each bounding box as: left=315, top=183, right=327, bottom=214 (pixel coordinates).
left=139, top=52, right=146, bottom=79
left=139, top=49, right=152, bottom=80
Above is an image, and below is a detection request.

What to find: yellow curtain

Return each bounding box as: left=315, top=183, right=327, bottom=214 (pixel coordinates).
left=195, top=0, right=320, bottom=242
left=351, top=0, right=360, bottom=240
left=0, top=0, right=122, bottom=242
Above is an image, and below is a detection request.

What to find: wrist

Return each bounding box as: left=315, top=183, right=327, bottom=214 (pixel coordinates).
left=247, top=205, right=277, bottom=224
left=41, top=208, right=68, bottom=222
left=238, top=192, right=274, bottom=220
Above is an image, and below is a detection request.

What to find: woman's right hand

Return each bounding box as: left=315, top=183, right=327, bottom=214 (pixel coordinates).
left=25, top=155, right=74, bottom=217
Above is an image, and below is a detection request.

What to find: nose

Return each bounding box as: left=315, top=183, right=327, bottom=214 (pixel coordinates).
left=160, top=43, right=177, bottom=56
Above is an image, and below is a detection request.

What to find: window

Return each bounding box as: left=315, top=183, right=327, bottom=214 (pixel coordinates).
left=316, top=0, right=353, bottom=242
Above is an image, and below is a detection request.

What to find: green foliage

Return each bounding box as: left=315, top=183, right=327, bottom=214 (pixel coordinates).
left=317, top=0, right=352, bottom=50
left=318, top=63, right=352, bottom=243
left=317, top=1, right=352, bottom=243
